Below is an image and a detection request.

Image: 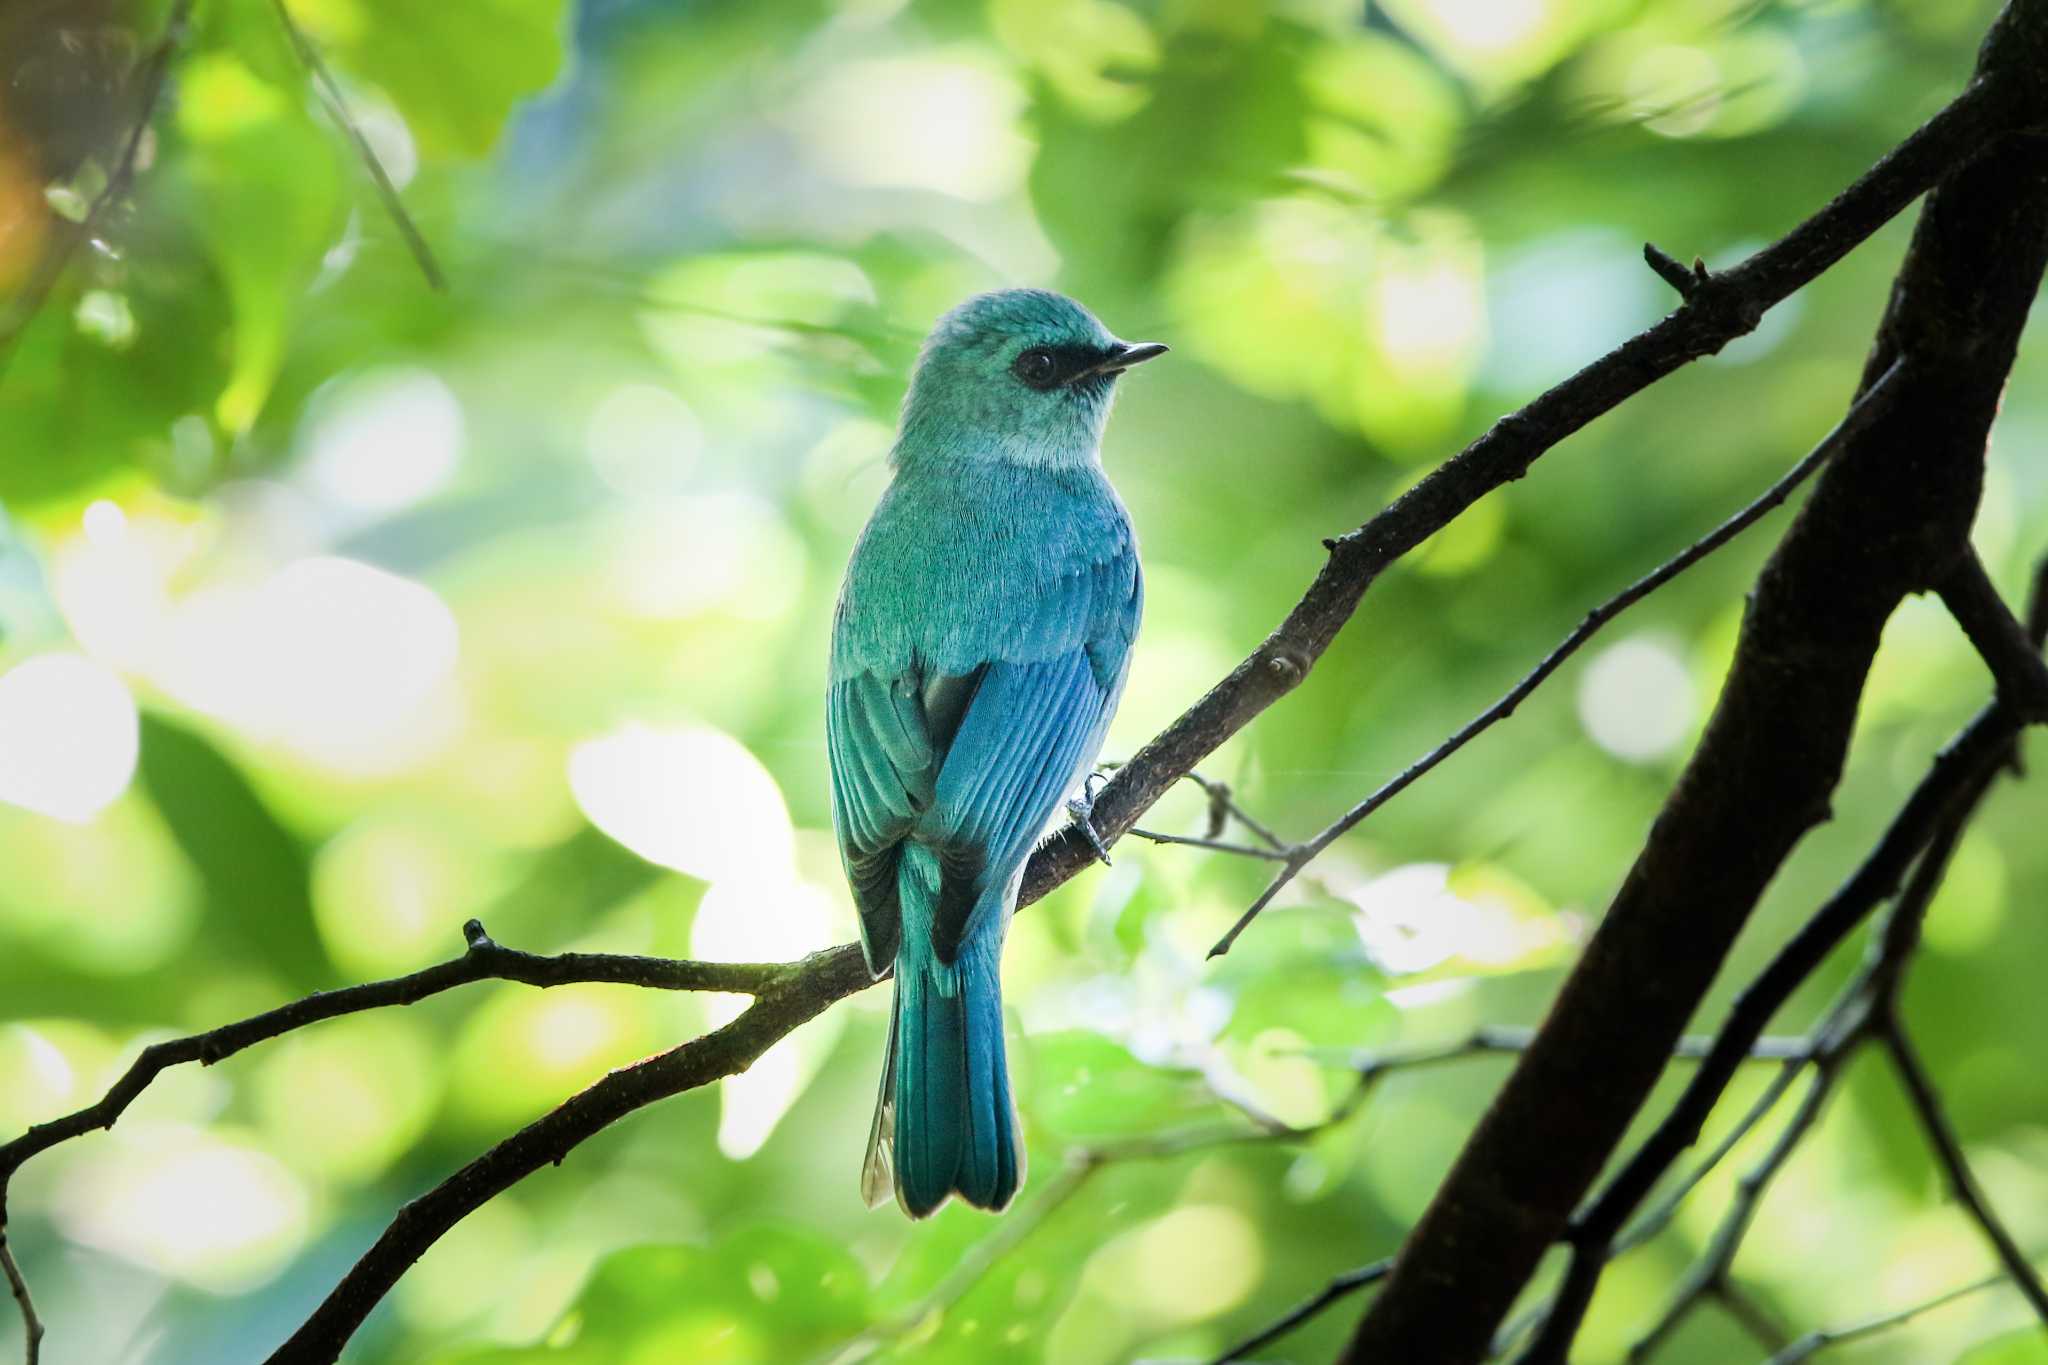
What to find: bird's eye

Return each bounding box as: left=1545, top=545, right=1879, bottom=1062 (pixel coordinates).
left=1012, top=347, right=1059, bottom=389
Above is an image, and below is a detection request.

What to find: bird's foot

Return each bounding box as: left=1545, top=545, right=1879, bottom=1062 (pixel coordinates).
left=1067, top=777, right=1113, bottom=867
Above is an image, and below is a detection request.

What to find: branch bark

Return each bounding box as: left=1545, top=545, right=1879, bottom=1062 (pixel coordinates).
left=1342, top=3, right=2048, bottom=1358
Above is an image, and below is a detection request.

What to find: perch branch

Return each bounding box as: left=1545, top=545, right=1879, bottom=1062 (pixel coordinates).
left=0, top=920, right=781, bottom=1208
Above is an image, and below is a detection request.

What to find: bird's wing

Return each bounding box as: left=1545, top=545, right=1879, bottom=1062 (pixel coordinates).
left=830, top=478, right=1142, bottom=973
left=828, top=668, right=945, bottom=974
left=919, top=541, right=1141, bottom=961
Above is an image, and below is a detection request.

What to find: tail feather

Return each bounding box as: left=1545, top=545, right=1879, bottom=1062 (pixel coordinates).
left=865, top=845, right=1022, bottom=1218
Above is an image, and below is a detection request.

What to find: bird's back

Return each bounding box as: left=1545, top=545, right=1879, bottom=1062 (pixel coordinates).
left=832, top=457, right=1140, bottom=685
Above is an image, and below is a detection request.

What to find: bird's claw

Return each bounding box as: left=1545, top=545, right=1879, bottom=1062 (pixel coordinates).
left=1067, top=791, right=1113, bottom=867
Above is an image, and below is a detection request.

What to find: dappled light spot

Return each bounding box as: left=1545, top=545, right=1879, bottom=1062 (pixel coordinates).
left=451, top=985, right=661, bottom=1131
left=0, top=795, right=199, bottom=971
left=1101, top=1204, right=1263, bottom=1325
left=603, top=493, right=807, bottom=623
left=586, top=382, right=705, bottom=496
left=312, top=815, right=506, bottom=978
left=783, top=53, right=1030, bottom=201
left=54, top=1122, right=311, bottom=1294
left=253, top=1012, right=440, bottom=1183
left=158, top=555, right=461, bottom=773
left=570, top=723, right=796, bottom=884
left=0, top=651, right=138, bottom=822
left=1576, top=633, right=1696, bottom=762
left=297, top=366, right=464, bottom=515
left=1340, top=861, right=1564, bottom=976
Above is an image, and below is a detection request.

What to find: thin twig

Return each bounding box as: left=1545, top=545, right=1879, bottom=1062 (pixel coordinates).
left=1211, top=358, right=1907, bottom=959
left=1762, top=1270, right=2010, bottom=1364
left=267, top=0, right=445, bottom=290
left=1882, top=1023, right=2048, bottom=1326
left=1179, top=770, right=1293, bottom=852
left=1209, top=1260, right=1393, bottom=1363
left=1127, top=827, right=1295, bottom=861
left=0, top=1233, right=41, bottom=1365
left=1626, top=1054, right=1848, bottom=1362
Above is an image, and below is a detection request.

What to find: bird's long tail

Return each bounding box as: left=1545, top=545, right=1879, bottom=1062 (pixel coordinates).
left=861, top=843, right=1021, bottom=1218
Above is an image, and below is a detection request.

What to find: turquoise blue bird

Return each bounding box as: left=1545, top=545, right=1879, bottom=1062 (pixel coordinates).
left=829, top=289, right=1162, bottom=1217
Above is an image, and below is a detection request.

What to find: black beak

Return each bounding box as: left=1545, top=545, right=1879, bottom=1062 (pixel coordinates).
left=1077, top=341, right=1169, bottom=380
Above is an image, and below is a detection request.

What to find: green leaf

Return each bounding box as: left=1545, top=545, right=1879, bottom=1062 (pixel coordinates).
left=287, top=0, right=571, bottom=157
left=171, top=46, right=345, bottom=434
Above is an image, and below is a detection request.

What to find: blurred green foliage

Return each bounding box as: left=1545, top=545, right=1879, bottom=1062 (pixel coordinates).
left=3, top=0, right=2046, bottom=1362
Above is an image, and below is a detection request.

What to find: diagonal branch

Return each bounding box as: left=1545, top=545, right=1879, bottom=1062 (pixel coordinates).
left=1882, top=1022, right=2048, bottom=1324
left=267, top=0, right=445, bottom=290
left=1210, top=356, right=1908, bottom=958
left=1209, top=1261, right=1392, bottom=1364
left=1940, top=550, right=2048, bottom=722
left=0, top=1232, right=40, bottom=1365
left=1762, top=1270, right=2016, bottom=1364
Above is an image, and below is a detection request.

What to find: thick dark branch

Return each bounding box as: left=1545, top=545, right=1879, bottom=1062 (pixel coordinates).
left=1940, top=550, right=2048, bottom=721
left=1345, top=5, right=2048, bottom=1354
left=1516, top=541, right=2048, bottom=1360
left=0, top=920, right=780, bottom=1211
left=1211, top=357, right=1907, bottom=958
left=1882, top=1023, right=2048, bottom=1325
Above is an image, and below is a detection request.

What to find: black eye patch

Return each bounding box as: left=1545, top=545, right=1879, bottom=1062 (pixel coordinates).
left=1011, top=343, right=1115, bottom=390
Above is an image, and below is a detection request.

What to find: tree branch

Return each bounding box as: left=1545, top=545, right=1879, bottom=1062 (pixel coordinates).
left=1762, top=1270, right=2015, bottom=1364
left=1940, top=550, right=2048, bottom=722
left=1344, top=3, right=2048, bottom=1351
left=267, top=0, right=445, bottom=290
left=1209, top=1261, right=1391, bottom=1364
left=0, top=919, right=781, bottom=1210
left=1882, top=1022, right=2048, bottom=1325
left=0, top=1232, right=40, bottom=1365
left=1210, top=356, right=1907, bottom=958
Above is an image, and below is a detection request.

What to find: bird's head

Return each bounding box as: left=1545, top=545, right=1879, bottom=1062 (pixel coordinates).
left=894, top=289, right=1167, bottom=469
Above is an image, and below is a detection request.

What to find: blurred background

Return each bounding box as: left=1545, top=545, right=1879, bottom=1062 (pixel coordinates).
left=3, top=0, right=2047, bottom=1360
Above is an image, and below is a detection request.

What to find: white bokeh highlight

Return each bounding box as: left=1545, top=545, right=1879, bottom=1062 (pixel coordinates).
left=1577, top=634, right=1697, bottom=762
left=0, top=653, right=140, bottom=823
